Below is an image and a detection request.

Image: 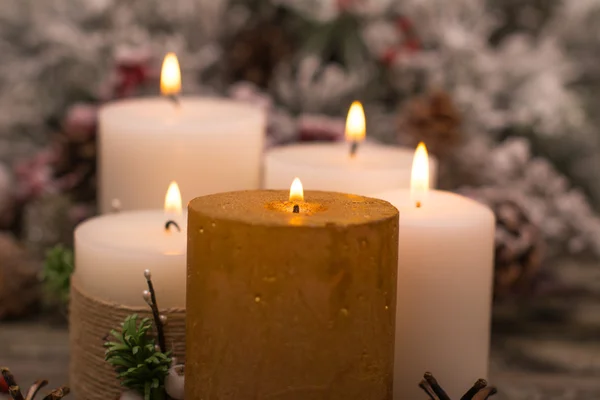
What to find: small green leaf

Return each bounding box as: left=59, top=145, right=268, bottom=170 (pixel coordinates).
left=105, top=314, right=172, bottom=396
left=42, top=245, right=74, bottom=305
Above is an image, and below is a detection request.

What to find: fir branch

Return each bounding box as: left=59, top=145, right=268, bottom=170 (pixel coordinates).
left=105, top=314, right=172, bottom=400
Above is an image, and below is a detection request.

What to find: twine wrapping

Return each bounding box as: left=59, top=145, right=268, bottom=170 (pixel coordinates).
left=69, top=281, right=186, bottom=400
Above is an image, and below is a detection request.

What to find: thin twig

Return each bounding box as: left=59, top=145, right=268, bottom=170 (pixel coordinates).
left=26, top=380, right=48, bottom=400
left=144, top=270, right=167, bottom=353
left=41, top=386, right=70, bottom=400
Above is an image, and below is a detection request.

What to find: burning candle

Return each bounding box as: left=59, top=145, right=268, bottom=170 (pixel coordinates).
left=73, top=182, right=187, bottom=307
left=375, top=144, right=495, bottom=400
left=264, top=102, right=437, bottom=195
left=186, top=181, right=399, bottom=400
left=71, top=183, right=188, bottom=400
left=98, top=52, right=265, bottom=213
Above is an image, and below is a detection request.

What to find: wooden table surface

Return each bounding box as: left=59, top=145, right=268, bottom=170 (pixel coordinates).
left=1, top=318, right=600, bottom=400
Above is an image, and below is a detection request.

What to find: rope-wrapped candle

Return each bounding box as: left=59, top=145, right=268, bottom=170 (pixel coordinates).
left=70, top=183, right=187, bottom=399
left=186, top=187, right=399, bottom=400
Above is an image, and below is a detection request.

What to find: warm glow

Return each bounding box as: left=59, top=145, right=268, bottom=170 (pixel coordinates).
left=411, top=142, right=430, bottom=207
left=345, top=101, right=366, bottom=143
left=164, top=181, right=182, bottom=215
left=161, top=53, right=181, bottom=96
left=289, top=177, right=304, bottom=202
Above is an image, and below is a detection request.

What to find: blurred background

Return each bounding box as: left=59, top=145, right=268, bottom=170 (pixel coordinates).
left=1, top=0, right=600, bottom=398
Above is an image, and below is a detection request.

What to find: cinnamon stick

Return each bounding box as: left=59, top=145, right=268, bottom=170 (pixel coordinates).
left=9, top=386, right=25, bottom=400
left=419, top=372, right=497, bottom=400
left=2, top=368, right=24, bottom=400
left=26, top=380, right=48, bottom=400
left=41, top=386, right=70, bottom=400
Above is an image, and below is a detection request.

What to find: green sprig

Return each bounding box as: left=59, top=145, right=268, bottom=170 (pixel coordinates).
left=104, top=314, right=172, bottom=400
left=42, top=245, right=74, bottom=304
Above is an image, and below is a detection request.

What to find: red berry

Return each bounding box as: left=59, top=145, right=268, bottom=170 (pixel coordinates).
left=381, top=48, right=398, bottom=66
left=0, top=375, right=9, bottom=393
left=396, top=16, right=413, bottom=33
left=404, top=38, right=421, bottom=52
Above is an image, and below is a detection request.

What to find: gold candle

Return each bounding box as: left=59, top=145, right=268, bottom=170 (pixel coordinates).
left=186, top=185, right=399, bottom=400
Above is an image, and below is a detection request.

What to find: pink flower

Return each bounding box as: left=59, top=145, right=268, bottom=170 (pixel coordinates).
left=63, top=103, right=98, bottom=142
left=337, top=0, right=354, bottom=11
left=297, top=114, right=345, bottom=142
left=69, top=203, right=95, bottom=225
left=380, top=16, right=421, bottom=66
left=54, top=170, right=85, bottom=192
left=100, top=48, right=153, bottom=100
left=228, top=82, right=273, bottom=111
left=14, top=149, right=59, bottom=201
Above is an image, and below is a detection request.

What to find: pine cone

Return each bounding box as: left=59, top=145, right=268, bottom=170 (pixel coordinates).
left=494, top=199, right=544, bottom=297
left=399, top=90, right=462, bottom=159
left=462, top=188, right=544, bottom=298
left=226, top=19, right=294, bottom=88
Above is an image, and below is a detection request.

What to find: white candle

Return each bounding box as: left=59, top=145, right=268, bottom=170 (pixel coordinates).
left=98, top=53, right=265, bottom=213
left=74, top=183, right=187, bottom=307
left=375, top=144, right=495, bottom=400
left=264, top=102, right=437, bottom=195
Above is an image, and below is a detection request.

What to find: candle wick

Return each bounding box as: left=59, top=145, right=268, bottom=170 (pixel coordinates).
left=166, top=94, right=181, bottom=107
left=415, top=201, right=422, bottom=209
left=293, top=204, right=300, bottom=214
left=349, top=141, right=359, bottom=158
left=165, top=220, right=181, bottom=232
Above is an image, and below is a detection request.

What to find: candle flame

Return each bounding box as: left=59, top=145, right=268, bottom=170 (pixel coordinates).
left=345, top=101, right=366, bottom=143
left=161, top=53, right=181, bottom=96
left=289, top=178, right=304, bottom=202
left=411, top=142, right=430, bottom=207
left=164, top=181, right=182, bottom=215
